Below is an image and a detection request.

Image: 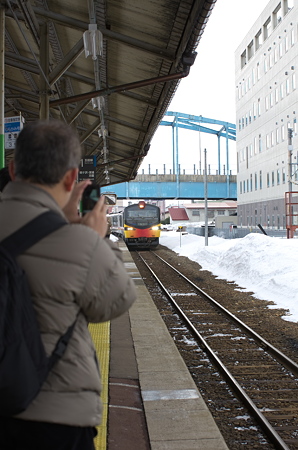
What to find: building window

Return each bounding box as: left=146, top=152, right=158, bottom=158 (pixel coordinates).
left=243, top=180, right=246, bottom=193
left=263, top=17, right=272, bottom=40
left=257, top=63, right=261, bottom=80
left=255, top=30, right=262, bottom=50
left=269, top=52, right=274, bottom=68
left=274, top=46, right=279, bottom=63
left=250, top=174, right=253, bottom=191
left=287, top=0, right=294, bottom=12
left=279, top=40, right=283, bottom=57
left=258, top=98, right=261, bottom=116
left=267, top=172, right=270, bottom=187
left=277, top=168, right=280, bottom=185
left=265, top=95, right=269, bottom=110
left=259, top=134, right=262, bottom=152
left=291, top=28, right=295, bottom=46
left=270, top=92, right=274, bottom=107
left=276, top=127, right=280, bottom=143
left=266, top=134, right=270, bottom=148
left=271, top=131, right=275, bottom=146
left=192, top=210, right=200, bottom=216
left=285, top=35, right=289, bottom=52
left=241, top=50, right=247, bottom=68
left=255, top=172, right=258, bottom=190
left=292, top=73, right=296, bottom=90
left=286, top=78, right=290, bottom=94
left=281, top=124, right=285, bottom=140
left=273, top=3, right=282, bottom=28
left=217, top=210, right=225, bottom=215
left=248, top=40, right=254, bottom=60
left=264, top=58, right=268, bottom=73
left=280, top=83, right=284, bottom=99
left=272, top=171, right=275, bottom=186
left=240, top=181, right=242, bottom=194
left=275, top=87, right=279, bottom=103
left=282, top=167, right=286, bottom=183
left=260, top=170, right=262, bottom=189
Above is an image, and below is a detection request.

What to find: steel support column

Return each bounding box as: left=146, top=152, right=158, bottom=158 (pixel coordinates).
left=226, top=128, right=230, bottom=197
left=175, top=117, right=180, bottom=198
left=217, top=135, right=221, bottom=175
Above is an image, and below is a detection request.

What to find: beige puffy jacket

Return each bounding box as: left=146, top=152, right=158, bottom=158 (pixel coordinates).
left=0, top=181, right=136, bottom=426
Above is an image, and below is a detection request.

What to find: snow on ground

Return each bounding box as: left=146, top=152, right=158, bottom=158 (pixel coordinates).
left=159, top=231, right=298, bottom=323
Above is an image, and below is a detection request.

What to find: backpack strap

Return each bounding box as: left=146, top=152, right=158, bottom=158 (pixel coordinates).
left=0, top=210, right=67, bottom=258
left=1, top=210, right=77, bottom=372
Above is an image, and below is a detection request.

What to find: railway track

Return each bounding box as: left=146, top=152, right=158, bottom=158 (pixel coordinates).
left=133, top=249, right=298, bottom=450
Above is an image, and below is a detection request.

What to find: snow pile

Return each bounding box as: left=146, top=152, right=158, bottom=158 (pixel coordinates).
left=160, top=231, right=298, bottom=322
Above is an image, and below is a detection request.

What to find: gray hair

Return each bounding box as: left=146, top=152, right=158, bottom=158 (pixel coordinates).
left=14, top=120, right=81, bottom=185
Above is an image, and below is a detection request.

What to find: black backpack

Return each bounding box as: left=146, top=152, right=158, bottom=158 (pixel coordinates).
left=0, top=210, right=77, bottom=416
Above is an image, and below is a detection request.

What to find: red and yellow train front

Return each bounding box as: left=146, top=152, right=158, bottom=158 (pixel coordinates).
left=123, top=201, right=161, bottom=248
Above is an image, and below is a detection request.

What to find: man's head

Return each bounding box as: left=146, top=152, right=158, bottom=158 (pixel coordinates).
left=13, top=119, right=81, bottom=185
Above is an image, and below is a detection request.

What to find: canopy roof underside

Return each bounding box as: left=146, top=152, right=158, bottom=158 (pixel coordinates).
left=4, top=0, right=216, bottom=186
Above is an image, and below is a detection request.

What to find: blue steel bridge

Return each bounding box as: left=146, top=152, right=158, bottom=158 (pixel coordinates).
left=102, top=112, right=237, bottom=200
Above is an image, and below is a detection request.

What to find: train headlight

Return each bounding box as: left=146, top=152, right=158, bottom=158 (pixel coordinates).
left=151, top=226, right=159, bottom=231
left=126, top=227, right=134, bottom=231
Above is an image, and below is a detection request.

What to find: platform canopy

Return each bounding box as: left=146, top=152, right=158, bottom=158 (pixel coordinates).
left=3, top=0, right=217, bottom=187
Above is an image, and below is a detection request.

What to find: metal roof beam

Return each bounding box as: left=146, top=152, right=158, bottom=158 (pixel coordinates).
left=5, top=52, right=95, bottom=85
left=50, top=69, right=190, bottom=107
left=48, top=38, right=85, bottom=86
left=29, top=7, right=176, bottom=62
left=79, top=117, right=101, bottom=144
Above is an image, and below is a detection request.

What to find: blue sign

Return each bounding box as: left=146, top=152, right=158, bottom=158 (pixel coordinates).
left=4, top=116, right=24, bottom=150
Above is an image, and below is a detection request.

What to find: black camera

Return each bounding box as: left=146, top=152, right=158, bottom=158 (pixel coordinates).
left=81, top=183, right=100, bottom=215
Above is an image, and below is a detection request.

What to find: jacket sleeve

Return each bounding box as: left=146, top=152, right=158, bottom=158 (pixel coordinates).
left=77, top=236, right=137, bottom=322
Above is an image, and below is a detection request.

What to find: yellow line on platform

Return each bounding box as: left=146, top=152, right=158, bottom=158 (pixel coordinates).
left=89, top=321, right=110, bottom=450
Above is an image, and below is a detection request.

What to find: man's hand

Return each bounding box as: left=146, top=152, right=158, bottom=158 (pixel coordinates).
left=81, top=195, right=108, bottom=238
left=63, top=180, right=91, bottom=223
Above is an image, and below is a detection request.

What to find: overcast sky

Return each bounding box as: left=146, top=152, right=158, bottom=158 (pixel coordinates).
left=139, top=0, right=269, bottom=175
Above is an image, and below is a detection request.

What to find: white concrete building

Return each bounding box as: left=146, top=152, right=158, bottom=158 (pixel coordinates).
left=235, top=0, right=297, bottom=230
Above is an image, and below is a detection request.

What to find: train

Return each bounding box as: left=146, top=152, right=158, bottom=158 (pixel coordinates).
left=108, top=201, right=161, bottom=249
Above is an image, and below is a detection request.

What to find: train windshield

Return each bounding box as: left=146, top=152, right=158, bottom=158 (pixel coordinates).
left=125, top=208, right=160, bottom=227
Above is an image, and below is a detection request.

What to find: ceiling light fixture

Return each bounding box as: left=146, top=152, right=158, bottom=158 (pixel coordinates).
left=83, top=24, right=103, bottom=60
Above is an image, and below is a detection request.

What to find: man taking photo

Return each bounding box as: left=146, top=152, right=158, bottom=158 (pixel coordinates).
left=0, top=119, right=136, bottom=450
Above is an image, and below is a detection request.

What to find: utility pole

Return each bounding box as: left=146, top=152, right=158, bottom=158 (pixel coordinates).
left=204, top=148, right=208, bottom=246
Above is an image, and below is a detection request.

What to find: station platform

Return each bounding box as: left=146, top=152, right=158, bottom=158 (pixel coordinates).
left=90, top=240, right=229, bottom=450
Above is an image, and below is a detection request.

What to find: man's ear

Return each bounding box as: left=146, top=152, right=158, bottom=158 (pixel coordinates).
left=63, top=168, right=79, bottom=192
left=8, top=160, right=16, bottom=181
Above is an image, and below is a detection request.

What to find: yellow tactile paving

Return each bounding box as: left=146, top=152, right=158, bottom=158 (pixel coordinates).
left=88, top=321, right=110, bottom=450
